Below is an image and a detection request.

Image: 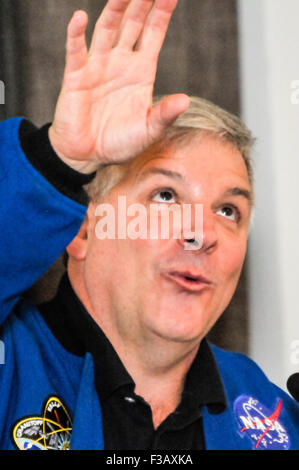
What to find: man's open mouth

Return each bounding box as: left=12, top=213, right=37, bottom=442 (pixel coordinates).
left=163, top=270, right=212, bottom=292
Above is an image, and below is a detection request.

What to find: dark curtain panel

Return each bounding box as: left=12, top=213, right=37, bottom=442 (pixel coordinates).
left=0, top=0, right=248, bottom=353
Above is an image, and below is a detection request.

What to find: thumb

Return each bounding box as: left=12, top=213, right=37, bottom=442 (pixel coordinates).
left=148, top=94, right=190, bottom=139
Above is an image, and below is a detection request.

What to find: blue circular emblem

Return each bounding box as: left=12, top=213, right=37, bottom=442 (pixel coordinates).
left=234, top=395, right=290, bottom=450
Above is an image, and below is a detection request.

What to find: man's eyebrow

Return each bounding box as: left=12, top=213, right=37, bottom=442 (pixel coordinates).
left=223, top=187, right=253, bottom=205
left=137, top=169, right=253, bottom=204
left=137, top=167, right=186, bottom=183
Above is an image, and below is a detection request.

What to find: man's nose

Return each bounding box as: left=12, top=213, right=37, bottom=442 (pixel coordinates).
left=179, top=206, right=218, bottom=253
left=201, top=210, right=218, bottom=253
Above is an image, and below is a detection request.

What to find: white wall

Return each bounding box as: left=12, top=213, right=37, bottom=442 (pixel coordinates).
left=238, top=0, right=299, bottom=390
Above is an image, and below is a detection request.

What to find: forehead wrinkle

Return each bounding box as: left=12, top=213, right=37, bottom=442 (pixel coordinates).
left=135, top=167, right=188, bottom=185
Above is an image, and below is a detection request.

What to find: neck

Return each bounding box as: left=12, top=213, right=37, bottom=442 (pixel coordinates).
left=109, top=334, right=199, bottom=428
left=68, top=267, right=200, bottom=428
left=126, top=343, right=199, bottom=428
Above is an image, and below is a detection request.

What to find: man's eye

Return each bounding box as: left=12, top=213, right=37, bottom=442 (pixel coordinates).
left=152, top=190, right=176, bottom=203
left=217, top=205, right=239, bottom=221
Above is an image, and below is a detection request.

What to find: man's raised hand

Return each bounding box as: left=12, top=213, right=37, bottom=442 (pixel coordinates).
left=49, top=0, right=189, bottom=174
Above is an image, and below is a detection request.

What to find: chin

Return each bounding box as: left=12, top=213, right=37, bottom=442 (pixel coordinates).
left=147, top=316, right=207, bottom=344
left=152, top=329, right=203, bottom=344
left=142, top=295, right=216, bottom=344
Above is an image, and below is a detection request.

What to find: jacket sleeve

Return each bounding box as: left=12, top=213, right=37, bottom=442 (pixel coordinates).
left=0, top=117, right=89, bottom=325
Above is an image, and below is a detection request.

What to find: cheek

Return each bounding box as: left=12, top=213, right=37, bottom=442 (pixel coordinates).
left=130, top=238, right=165, bottom=272
left=208, top=238, right=247, bottom=322
left=85, top=236, right=130, bottom=284
left=219, top=237, right=247, bottom=284
left=86, top=234, right=159, bottom=282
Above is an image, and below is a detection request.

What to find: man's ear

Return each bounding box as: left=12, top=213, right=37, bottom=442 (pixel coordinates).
left=66, top=216, right=89, bottom=261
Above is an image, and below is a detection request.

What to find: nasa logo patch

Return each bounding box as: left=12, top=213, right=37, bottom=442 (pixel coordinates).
left=12, top=396, right=72, bottom=450
left=234, top=395, right=290, bottom=450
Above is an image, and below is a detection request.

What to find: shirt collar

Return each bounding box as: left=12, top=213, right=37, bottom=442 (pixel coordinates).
left=39, top=274, right=227, bottom=412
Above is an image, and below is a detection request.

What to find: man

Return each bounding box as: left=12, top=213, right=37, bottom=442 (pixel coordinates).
left=0, top=0, right=299, bottom=451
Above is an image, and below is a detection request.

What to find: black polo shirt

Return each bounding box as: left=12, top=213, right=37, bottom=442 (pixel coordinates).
left=38, top=274, right=227, bottom=450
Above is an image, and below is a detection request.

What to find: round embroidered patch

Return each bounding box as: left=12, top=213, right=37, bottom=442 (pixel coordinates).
left=234, top=395, right=290, bottom=450
left=12, top=396, right=72, bottom=450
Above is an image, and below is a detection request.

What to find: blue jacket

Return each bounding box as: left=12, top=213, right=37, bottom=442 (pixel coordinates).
left=1, top=117, right=299, bottom=451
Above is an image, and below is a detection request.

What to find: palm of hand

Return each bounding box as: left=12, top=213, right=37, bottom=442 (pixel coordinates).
left=50, top=1, right=189, bottom=173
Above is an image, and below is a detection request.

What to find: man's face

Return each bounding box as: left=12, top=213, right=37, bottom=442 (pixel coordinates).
left=81, top=135, right=252, bottom=347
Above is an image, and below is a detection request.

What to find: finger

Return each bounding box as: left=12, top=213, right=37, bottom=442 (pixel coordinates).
left=136, top=0, right=178, bottom=57
left=65, top=11, right=89, bottom=73
left=89, top=0, right=131, bottom=54
left=148, top=94, right=190, bottom=138
left=117, top=0, right=153, bottom=49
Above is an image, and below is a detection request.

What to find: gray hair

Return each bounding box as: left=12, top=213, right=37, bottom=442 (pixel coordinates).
left=87, top=96, right=255, bottom=201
